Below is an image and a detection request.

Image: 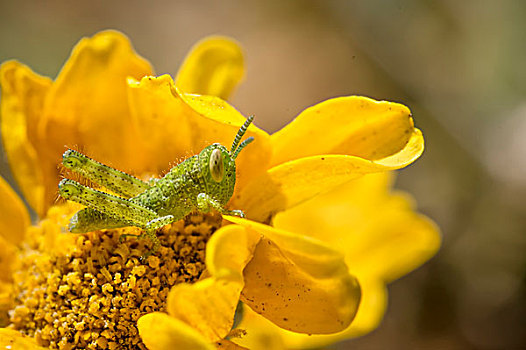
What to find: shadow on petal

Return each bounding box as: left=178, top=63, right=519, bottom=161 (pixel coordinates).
left=0, top=61, right=50, bottom=216
left=0, top=175, right=30, bottom=245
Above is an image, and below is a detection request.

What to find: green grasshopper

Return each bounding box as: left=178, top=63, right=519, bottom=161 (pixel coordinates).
left=58, top=116, right=255, bottom=255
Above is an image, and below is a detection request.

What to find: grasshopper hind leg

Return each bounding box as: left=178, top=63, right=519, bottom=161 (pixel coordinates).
left=62, top=149, right=150, bottom=198
left=60, top=178, right=174, bottom=258
left=69, top=208, right=129, bottom=233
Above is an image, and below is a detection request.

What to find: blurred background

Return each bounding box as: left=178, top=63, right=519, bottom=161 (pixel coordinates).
left=1, top=0, right=525, bottom=349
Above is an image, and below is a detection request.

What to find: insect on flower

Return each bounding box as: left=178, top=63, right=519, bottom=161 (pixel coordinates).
left=58, top=115, right=255, bottom=256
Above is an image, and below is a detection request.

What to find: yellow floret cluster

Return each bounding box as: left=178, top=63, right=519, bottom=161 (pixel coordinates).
left=9, top=210, right=222, bottom=349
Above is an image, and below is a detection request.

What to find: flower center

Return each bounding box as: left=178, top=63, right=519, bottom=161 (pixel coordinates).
left=9, top=208, right=222, bottom=349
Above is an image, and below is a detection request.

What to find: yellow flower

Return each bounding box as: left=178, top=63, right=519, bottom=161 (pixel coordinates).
left=0, top=30, right=439, bottom=349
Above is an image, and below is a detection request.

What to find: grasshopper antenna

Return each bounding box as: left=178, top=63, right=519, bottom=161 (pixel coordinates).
left=232, top=136, right=254, bottom=160
left=230, top=115, right=255, bottom=156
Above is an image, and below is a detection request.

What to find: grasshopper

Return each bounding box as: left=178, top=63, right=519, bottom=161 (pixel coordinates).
left=58, top=116, right=255, bottom=255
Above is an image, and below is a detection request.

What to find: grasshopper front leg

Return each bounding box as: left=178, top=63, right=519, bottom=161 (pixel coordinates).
left=118, top=215, right=174, bottom=258
left=196, top=193, right=245, bottom=218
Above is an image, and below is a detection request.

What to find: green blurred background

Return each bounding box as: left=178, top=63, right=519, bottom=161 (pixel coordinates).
left=1, top=1, right=525, bottom=348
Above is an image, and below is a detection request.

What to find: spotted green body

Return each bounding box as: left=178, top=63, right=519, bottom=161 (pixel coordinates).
left=58, top=116, right=255, bottom=255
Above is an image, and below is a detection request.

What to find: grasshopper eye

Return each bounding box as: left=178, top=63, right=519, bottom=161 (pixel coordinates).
left=209, top=149, right=224, bottom=182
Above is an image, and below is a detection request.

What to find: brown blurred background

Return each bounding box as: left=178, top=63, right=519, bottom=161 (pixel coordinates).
left=1, top=1, right=525, bottom=349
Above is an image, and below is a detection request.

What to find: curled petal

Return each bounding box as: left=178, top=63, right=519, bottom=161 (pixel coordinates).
left=283, top=278, right=387, bottom=348
left=270, top=96, right=415, bottom=166
left=233, top=278, right=386, bottom=349
left=138, top=312, right=214, bottom=350
left=176, top=36, right=245, bottom=100
left=165, top=225, right=260, bottom=342
left=373, top=128, right=425, bottom=168
left=235, top=129, right=423, bottom=222
left=241, top=237, right=360, bottom=334
left=0, top=175, right=30, bottom=245
left=0, top=61, right=51, bottom=215
left=0, top=329, right=46, bottom=349
left=226, top=217, right=361, bottom=334
left=127, top=75, right=271, bottom=188
left=289, top=278, right=388, bottom=348
left=38, top=30, right=152, bottom=208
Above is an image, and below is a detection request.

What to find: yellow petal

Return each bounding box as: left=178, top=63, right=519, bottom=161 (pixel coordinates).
left=234, top=278, right=386, bottom=349
left=235, top=130, right=423, bottom=222
left=0, top=285, right=13, bottom=326
left=0, top=175, right=30, bottom=245
left=0, top=234, right=17, bottom=282
left=347, top=209, right=440, bottom=283
left=167, top=278, right=243, bottom=343
left=273, top=172, right=441, bottom=283
left=0, top=328, right=46, bottom=349
left=270, top=96, right=416, bottom=166
left=166, top=225, right=260, bottom=342
left=176, top=36, right=244, bottom=100
left=205, top=224, right=261, bottom=281
left=225, top=217, right=361, bottom=334
left=283, top=277, right=386, bottom=348
left=373, top=128, right=425, bottom=168
left=126, top=75, right=194, bottom=170
left=25, top=203, right=80, bottom=254
left=138, top=312, right=214, bottom=350
left=38, top=30, right=152, bottom=209
left=0, top=61, right=51, bottom=215
left=127, top=75, right=271, bottom=189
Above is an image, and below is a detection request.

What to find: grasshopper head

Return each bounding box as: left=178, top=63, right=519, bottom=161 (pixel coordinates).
left=199, top=116, right=255, bottom=204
